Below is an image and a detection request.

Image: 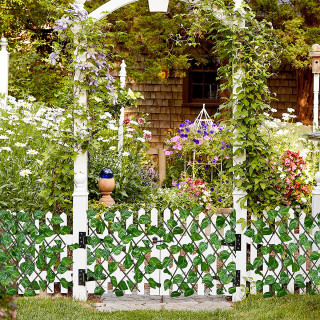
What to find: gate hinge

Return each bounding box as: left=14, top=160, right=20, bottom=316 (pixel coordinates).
left=79, top=232, right=87, bottom=249
left=221, top=234, right=241, bottom=251
left=233, top=270, right=241, bottom=287
left=78, top=269, right=87, bottom=286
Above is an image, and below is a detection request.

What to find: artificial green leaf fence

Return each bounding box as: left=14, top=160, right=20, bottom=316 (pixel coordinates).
left=0, top=210, right=73, bottom=297
left=245, top=207, right=320, bottom=297
left=85, top=207, right=238, bottom=297
left=1, top=206, right=319, bottom=299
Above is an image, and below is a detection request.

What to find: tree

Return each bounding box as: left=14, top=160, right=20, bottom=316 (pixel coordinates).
left=249, top=0, right=320, bottom=125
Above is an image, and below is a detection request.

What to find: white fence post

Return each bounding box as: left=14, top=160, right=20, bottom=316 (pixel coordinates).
left=0, top=38, right=9, bottom=106
left=72, top=0, right=88, bottom=301
left=118, top=60, right=127, bottom=153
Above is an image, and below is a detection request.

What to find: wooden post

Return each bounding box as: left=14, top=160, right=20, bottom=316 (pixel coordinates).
left=0, top=38, right=9, bottom=106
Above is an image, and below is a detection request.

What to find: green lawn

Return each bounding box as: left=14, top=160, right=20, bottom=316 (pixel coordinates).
left=16, top=294, right=320, bottom=320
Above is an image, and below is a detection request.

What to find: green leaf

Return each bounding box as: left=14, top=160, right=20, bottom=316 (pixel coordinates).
left=167, top=219, right=177, bottom=229
left=267, top=210, right=278, bottom=220
left=193, top=256, right=202, bottom=267
left=263, top=292, right=274, bottom=298
left=197, top=242, right=208, bottom=254
left=57, top=265, right=68, bottom=274
left=108, top=262, right=118, bottom=274
left=24, top=289, right=36, bottom=297
left=46, top=268, right=55, bottom=283
left=173, top=227, right=184, bottom=235
left=280, top=233, right=292, bottom=242
left=60, top=278, right=71, bottom=289
left=202, top=273, right=214, bottom=287
left=254, top=219, right=265, bottom=230
left=256, top=280, right=263, bottom=291
left=170, top=291, right=181, bottom=297
left=265, top=275, right=275, bottom=285
left=297, top=255, right=306, bottom=266
left=94, top=287, right=105, bottom=295
left=292, top=263, right=300, bottom=272
left=289, top=219, right=299, bottom=230
left=207, top=254, right=216, bottom=265
left=182, top=244, right=194, bottom=254
left=283, top=257, right=293, bottom=268
left=51, top=215, right=64, bottom=225
left=279, top=207, right=289, bottom=217
left=253, top=257, right=263, bottom=269
left=262, top=228, right=272, bottom=236
left=139, top=215, right=151, bottom=224
left=267, top=256, right=278, bottom=270
left=124, top=254, right=134, bottom=269
left=191, top=205, right=202, bottom=215
left=164, top=279, right=172, bottom=291
left=20, top=261, right=35, bottom=276
left=279, top=271, right=289, bottom=284
left=288, top=242, right=298, bottom=254
left=216, top=216, right=227, bottom=230
left=173, top=274, right=184, bottom=284
left=225, top=230, right=236, bottom=243
left=60, top=226, right=71, bottom=235
left=184, top=288, right=194, bottom=297
left=162, top=257, right=173, bottom=269
left=104, top=212, right=116, bottom=222
left=294, top=274, right=305, bottom=288
left=33, top=210, right=45, bottom=220
left=180, top=209, right=190, bottom=219
left=219, top=250, right=231, bottom=260
left=115, top=289, right=124, bottom=297
left=210, top=233, right=221, bottom=249
left=253, top=234, right=262, bottom=244
left=118, top=280, right=128, bottom=291
left=121, top=210, right=132, bottom=220
left=200, top=218, right=210, bottom=230
left=170, top=245, right=181, bottom=254
left=111, top=276, right=117, bottom=287
left=310, top=251, right=320, bottom=261
left=277, top=289, right=287, bottom=297
left=148, top=278, right=160, bottom=289
left=61, top=257, right=73, bottom=266
left=228, top=287, right=236, bottom=294
left=244, top=229, right=254, bottom=237
left=6, top=287, right=17, bottom=296
left=112, top=245, right=123, bottom=255
left=315, top=231, right=320, bottom=244
left=260, top=246, right=272, bottom=255
left=149, top=257, right=162, bottom=268
left=190, top=232, right=203, bottom=241
left=177, top=256, right=188, bottom=269
left=304, top=216, right=314, bottom=231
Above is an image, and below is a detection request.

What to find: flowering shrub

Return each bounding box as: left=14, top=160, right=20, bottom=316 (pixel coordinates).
left=278, top=150, right=312, bottom=210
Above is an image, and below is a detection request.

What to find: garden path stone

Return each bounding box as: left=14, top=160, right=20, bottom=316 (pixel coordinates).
left=95, top=291, right=232, bottom=312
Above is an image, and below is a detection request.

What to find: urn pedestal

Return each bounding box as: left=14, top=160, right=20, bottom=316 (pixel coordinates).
left=98, top=168, right=115, bottom=207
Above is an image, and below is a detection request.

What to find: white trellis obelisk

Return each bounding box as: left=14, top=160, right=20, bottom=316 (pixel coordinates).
left=310, top=44, right=320, bottom=131
left=0, top=38, right=9, bottom=106
left=118, top=60, right=127, bottom=153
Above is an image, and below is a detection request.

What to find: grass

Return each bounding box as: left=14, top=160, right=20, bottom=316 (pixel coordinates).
left=16, top=294, right=320, bottom=320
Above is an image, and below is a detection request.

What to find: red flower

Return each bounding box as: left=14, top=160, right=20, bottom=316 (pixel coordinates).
left=123, top=118, right=130, bottom=125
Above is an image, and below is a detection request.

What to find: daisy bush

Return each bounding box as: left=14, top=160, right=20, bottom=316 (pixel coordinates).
left=0, top=96, right=54, bottom=211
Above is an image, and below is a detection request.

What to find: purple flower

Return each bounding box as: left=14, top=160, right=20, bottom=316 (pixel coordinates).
left=218, top=198, right=222, bottom=202
left=203, top=131, right=208, bottom=136
left=89, top=77, right=98, bottom=87
left=204, top=165, right=209, bottom=170
left=66, top=4, right=88, bottom=21
left=219, top=127, right=223, bottom=131
left=53, top=17, right=70, bottom=31
left=177, top=130, right=182, bottom=133
left=178, top=153, right=181, bottom=157
left=225, top=180, right=229, bottom=184
left=226, top=144, right=230, bottom=148
left=197, top=130, right=201, bottom=134
left=49, top=51, right=59, bottom=65
left=209, top=130, right=214, bottom=134
left=210, top=188, right=214, bottom=192
left=186, top=128, right=190, bottom=133
left=212, top=160, right=216, bottom=164
left=197, top=159, right=201, bottom=163
left=170, top=145, right=174, bottom=149
left=221, top=141, right=225, bottom=145
left=221, top=146, right=225, bottom=150
left=179, top=123, right=185, bottom=128
left=193, top=139, right=199, bottom=144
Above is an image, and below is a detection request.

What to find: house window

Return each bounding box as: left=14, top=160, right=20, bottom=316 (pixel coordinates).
left=183, top=62, right=221, bottom=107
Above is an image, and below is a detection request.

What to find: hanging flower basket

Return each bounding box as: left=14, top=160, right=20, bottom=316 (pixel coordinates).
left=148, top=0, right=169, bottom=12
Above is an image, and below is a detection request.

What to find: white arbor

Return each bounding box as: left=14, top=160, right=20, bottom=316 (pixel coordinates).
left=72, top=0, right=246, bottom=301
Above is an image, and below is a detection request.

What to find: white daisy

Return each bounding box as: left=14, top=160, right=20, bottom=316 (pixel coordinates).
left=109, top=146, right=117, bottom=151
left=27, top=149, right=39, bottom=155
left=0, top=135, right=9, bottom=139
left=20, top=169, right=32, bottom=177
left=122, top=152, right=130, bottom=156
left=14, top=142, right=27, bottom=147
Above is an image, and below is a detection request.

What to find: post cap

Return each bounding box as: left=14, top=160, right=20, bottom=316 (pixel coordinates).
left=309, top=44, right=320, bottom=58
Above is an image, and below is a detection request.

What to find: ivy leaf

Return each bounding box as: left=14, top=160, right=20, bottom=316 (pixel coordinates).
left=267, top=209, right=278, bottom=220
left=118, top=280, right=128, bottom=291
left=310, top=251, right=320, bottom=261
left=279, top=233, right=292, bottom=242
left=292, top=263, right=300, bottom=272
left=283, top=257, right=293, bottom=268
left=60, top=278, right=72, bottom=289
left=24, top=289, right=36, bottom=297
left=294, top=274, right=305, bottom=288
left=256, top=280, right=263, bottom=291
left=167, top=219, right=177, bottom=229
left=33, top=210, right=45, bottom=220
left=297, top=255, right=306, bottom=266
left=149, top=257, right=162, bottom=268
left=124, top=254, right=133, bottom=269
left=20, top=261, right=35, bottom=276
left=108, top=262, right=118, bottom=274
left=184, top=288, right=194, bottom=297
left=193, top=256, right=202, bottom=267
left=61, top=257, right=73, bottom=266
left=164, top=279, right=172, bottom=291
left=267, top=256, right=278, bottom=270
left=253, top=257, right=263, bottom=269
left=210, top=233, right=221, bottom=249
left=139, top=215, right=151, bottom=224
left=104, top=212, right=116, bottom=222
left=277, top=289, right=287, bottom=298
left=170, top=245, right=181, bottom=254
left=314, top=231, right=320, bottom=244
left=60, top=226, right=71, bottom=235
left=148, top=278, right=160, bottom=289
left=177, top=256, right=188, bottom=269
left=190, top=232, right=202, bottom=241
left=265, top=275, right=275, bottom=285
left=278, top=207, right=289, bottom=217
left=263, top=292, right=274, bottom=298
left=173, top=227, right=184, bottom=235
left=288, top=243, right=298, bottom=254
left=162, top=257, right=173, bottom=269
left=289, top=219, right=299, bottom=230
left=219, top=250, right=231, bottom=260
left=216, top=216, right=227, bottom=230
left=225, top=230, right=236, bottom=243
left=244, top=229, right=254, bottom=237
left=180, top=209, right=190, bottom=219
left=115, top=289, right=124, bottom=297
left=94, top=287, right=105, bottom=295
left=6, top=287, right=17, bottom=296
left=170, top=291, right=181, bottom=297
left=182, top=244, right=194, bottom=254
left=304, top=216, right=314, bottom=231
left=121, top=210, right=132, bottom=220
left=51, top=215, right=64, bottom=225
left=173, top=274, right=183, bottom=284
left=200, top=218, right=210, bottom=230
left=197, top=242, right=208, bottom=254
left=207, top=254, right=216, bottom=265
left=260, top=246, right=272, bottom=255
left=191, top=205, right=202, bottom=215
left=253, top=234, right=262, bottom=244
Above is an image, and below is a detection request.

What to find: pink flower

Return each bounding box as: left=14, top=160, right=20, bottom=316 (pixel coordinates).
left=204, top=136, right=211, bottom=141
left=198, top=140, right=203, bottom=145
left=170, top=136, right=180, bottom=142
left=127, top=126, right=135, bottom=133
left=165, top=150, right=173, bottom=155
left=214, top=155, right=218, bottom=161
left=144, top=132, right=152, bottom=141
left=225, top=155, right=229, bottom=159
left=138, top=118, right=146, bottom=125
left=123, top=118, right=130, bottom=125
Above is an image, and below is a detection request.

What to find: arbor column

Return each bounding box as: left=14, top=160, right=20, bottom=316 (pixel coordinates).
left=72, top=0, right=88, bottom=301
left=0, top=38, right=9, bottom=106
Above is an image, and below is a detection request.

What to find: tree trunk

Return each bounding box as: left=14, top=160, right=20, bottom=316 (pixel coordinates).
left=296, top=69, right=313, bottom=125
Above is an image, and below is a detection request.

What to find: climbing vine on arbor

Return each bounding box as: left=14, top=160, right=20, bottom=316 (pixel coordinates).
left=185, top=0, right=282, bottom=215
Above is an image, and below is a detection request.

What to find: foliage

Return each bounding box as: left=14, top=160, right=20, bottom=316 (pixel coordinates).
left=86, top=207, right=237, bottom=297
left=88, top=116, right=159, bottom=204
left=244, top=206, right=320, bottom=297
left=249, top=0, right=320, bottom=70
left=0, top=209, right=73, bottom=297
left=0, top=294, right=16, bottom=320
left=0, top=96, right=51, bottom=211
